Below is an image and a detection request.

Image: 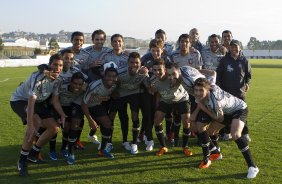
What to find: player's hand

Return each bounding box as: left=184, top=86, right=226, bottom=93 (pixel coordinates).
left=98, top=96, right=110, bottom=102
left=89, top=119, right=99, bottom=131
left=139, top=66, right=149, bottom=75
left=59, top=114, right=67, bottom=128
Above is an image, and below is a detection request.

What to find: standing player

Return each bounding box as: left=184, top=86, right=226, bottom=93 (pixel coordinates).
left=151, top=59, right=192, bottom=157
left=193, top=78, right=259, bottom=179
left=10, top=54, right=64, bottom=177
left=154, top=29, right=174, bottom=57
left=221, top=30, right=233, bottom=51
left=81, top=64, right=118, bottom=158
left=189, top=28, right=205, bottom=54
left=116, top=52, right=150, bottom=153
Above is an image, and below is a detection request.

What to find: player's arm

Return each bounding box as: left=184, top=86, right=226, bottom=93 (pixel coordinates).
left=51, top=94, right=67, bottom=127
left=197, top=101, right=224, bottom=122
left=81, top=101, right=98, bottom=131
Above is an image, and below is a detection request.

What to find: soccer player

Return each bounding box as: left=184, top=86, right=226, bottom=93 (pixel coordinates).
left=81, top=64, right=118, bottom=158
left=221, top=30, right=233, bottom=51
left=189, top=28, right=205, bottom=54
left=83, top=29, right=112, bottom=81
left=116, top=52, right=151, bottom=153
left=154, top=29, right=174, bottom=57
left=10, top=54, right=64, bottom=177
left=201, top=34, right=226, bottom=70
left=193, top=78, right=259, bottom=179
left=151, top=59, right=192, bottom=157
left=140, top=39, right=172, bottom=147
left=51, top=72, right=85, bottom=165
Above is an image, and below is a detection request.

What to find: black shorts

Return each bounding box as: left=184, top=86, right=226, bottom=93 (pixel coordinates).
left=223, top=108, right=248, bottom=126
left=156, top=100, right=190, bottom=115
left=10, top=100, right=28, bottom=125
left=89, top=104, right=108, bottom=118
left=196, top=110, right=212, bottom=124
left=119, top=93, right=141, bottom=112
left=62, top=103, right=84, bottom=121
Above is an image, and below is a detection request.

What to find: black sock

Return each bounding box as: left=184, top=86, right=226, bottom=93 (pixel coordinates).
left=155, top=125, right=166, bottom=147
left=100, top=126, right=111, bottom=151
left=20, top=148, right=29, bottom=162
left=29, top=145, right=41, bottom=158
left=210, top=135, right=219, bottom=148
left=61, top=130, right=69, bottom=150
left=174, top=122, right=181, bottom=140
left=132, top=119, right=140, bottom=144
left=68, top=129, right=78, bottom=155
left=235, top=137, right=256, bottom=167
left=49, top=134, right=57, bottom=152
left=198, top=131, right=210, bottom=162
left=182, top=128, right=191, bottom=148
left=165, top=118, right=173, bottom=138
left=89, top=128, right=97, bottom=137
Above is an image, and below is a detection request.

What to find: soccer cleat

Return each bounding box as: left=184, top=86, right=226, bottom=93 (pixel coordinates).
left=210, top=153, right=222, bottom=161
left=98, top=150, right=114, bottom=159
left=247, top=166, right=259, bottom=179
left=67, top=154, right=75, bottom=165
left=17, top=160, right=28, bottom=177
left=61, top=149, right=68, bottom=158
left=75, top=140, right=85, bottom=150
left=49, top=151, right=58, bottom=161
left=122, top=142, right=131, bottom=151
left=146, top=140, right=154, bottom=151
left=156, top=147, right=168, bottom=156
left=88, top=135, right=100, bottom=145
left=199, top=160, right=211, bottom=169
left=27, top=155, right=38, bottom=163
left=130, top=144, right=138, bottom=154
left=182, top=147, right=193, bottom=157
left=105, top=143, right=113, bottom=152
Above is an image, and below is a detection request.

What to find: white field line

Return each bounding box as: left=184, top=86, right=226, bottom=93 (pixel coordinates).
left=0, top=78, right=9, bottom=83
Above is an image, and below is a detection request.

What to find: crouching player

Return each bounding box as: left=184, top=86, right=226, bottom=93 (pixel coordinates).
left=151, top=59, right=192, bottom=157
left=81, top=64, right=118, bottom=158
left=10, top=54, right=64, bottom=177
left=193, top=78, right=259, bottom=179
left=51, top=72, right=86, bottom=164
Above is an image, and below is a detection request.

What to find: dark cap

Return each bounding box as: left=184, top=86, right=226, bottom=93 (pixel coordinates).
left=230, top=39, right=240, bottom=46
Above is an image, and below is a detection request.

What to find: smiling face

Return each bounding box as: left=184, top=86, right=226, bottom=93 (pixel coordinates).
left=70, top=78, right=84, bottom=93
left=93, top=33, right=106, bottom=50
left=72, top=35, right=84, bottom=52
left=103, top=70, right=117, bottom=88
left=111, top=36, right=123, bottom=52
left=153, top=64, right=166, bottom=80
left=150, top=47, right=163, bottom=60
left=230, top=44, right=240, bottom=58
left=179, top=37, right=190, bottom=53
left=222, top=32, right=232, bottom=45
left=194, top=85, right=209, bottom=101
left=63, top=52, right=74, bottom=72
left=128, top=57, right=141, bottom=75
left=209, top=37, right=220, bottom=53
left=49, top=59, right=63, bottom=79
left=166, top=66, right=180, bottom=86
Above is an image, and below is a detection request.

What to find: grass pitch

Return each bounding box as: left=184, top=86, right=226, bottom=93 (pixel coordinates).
left=0, top=59, right=281, bottom=183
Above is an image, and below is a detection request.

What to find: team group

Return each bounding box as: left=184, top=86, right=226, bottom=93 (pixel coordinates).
left=10, top=28, right=259, bottom=178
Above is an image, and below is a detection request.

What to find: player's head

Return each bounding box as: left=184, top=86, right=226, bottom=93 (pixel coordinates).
left=189, top=28, right=200, bottom=43
left=149, top=39, right=164, bottom=60
left=70, top=72, right=85, bottom=92
left=166, top=62, right=182, bottom=86
left=91, top=29, right=106, bottom=50
left=71, top=31, right=84, bottom=52
left=61, top=49, right=74, bottom=72
left=208, top=34, right=221, bottom=52
left=103, top=64, right=118, bottom=88
left=155, top=29, right=167, bottom=42
left=49, top=53, right=64, bottom=79
left=128, top=52, right=141, bottom=75
left=222, top=30, right=233, bottom=45
left=152, top=58, right=166, bottom=79
left=178, top=34, right=190, bottom=51
left=193, top=77, right=210, bottom=100
left=111, top=34, right=124, bottom=51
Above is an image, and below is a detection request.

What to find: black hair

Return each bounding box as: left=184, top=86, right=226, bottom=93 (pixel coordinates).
left=104, top=67, right=118, bottom=76
left=49, top=53, right=63, bottom=65
left=71, top=31, right=84, bottom=41
left=91, top=29, right=106, bottom=40
left=111, top=34, right=124, bottom=42
left=71, top=72, right=85, bottom=82
left=61, top=49, right=74, bottom=55
left=155, top=29, right=166, bottom=35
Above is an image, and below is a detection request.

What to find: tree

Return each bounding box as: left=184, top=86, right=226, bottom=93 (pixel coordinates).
left=48, top=37, right=60, bottom=51
left=0, top=37, right=3, bottom=52
left=247, top=37, right=260, bottom=50
left=34, top=48, right=43, bottom=56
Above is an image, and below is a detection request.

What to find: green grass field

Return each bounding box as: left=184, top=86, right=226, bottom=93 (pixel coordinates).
left=0, top=59, right=282, bottom=184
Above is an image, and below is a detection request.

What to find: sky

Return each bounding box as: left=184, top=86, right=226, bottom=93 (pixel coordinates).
left=0, top=0, right=281, bottom=46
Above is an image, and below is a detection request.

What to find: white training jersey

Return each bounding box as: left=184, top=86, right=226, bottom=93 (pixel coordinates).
left=201, top=48, right=224, bottom=71
left=100, top=50, right=129, bottom=71
left=203, top=85, right=247, bottom=117
left=170, top=50, right=203, bottom=69
left=83, top=79, right=117, bottom=107
left=10, top=71, right=60, bottom=102
left=59, top=67, right=88, bottom=84
left=62, top=47, right=91, bottom=71
left=180, top=66, right=205, bottom=95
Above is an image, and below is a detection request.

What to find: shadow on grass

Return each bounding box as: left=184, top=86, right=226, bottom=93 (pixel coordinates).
left=0, top=139, right=247, bottom=183
left=251, top=64, right=282, bottom=68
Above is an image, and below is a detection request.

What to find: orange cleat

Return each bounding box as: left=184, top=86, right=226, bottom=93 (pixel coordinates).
left=156, top=147, right=168, bottom=156
left=210, top=153, right=222, bottom=161
left=75, top=140, right=85, bottom=150
left=182, top=147, right=193, bottom=157
left=199, top=160, right=211, bottom=169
